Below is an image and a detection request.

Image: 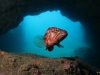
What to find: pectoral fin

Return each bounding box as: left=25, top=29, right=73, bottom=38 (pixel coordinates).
left=56, top=43, right=63, bottom=48
left=46, top=46, right=54, bottom=52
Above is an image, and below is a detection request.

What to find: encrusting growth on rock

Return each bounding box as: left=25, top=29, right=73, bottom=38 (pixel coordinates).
left=0, top=51, right=97, bottom=75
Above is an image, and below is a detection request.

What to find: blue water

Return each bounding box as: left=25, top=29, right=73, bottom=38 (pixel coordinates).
left=0, top=10, right=89, bottom=58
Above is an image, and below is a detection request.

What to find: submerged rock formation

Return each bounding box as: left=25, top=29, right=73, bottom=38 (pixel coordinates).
left=0, top=51, right=96, bottom=75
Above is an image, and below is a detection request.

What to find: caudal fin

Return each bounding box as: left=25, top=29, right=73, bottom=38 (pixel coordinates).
left=33, top=35, right=45, bottom=48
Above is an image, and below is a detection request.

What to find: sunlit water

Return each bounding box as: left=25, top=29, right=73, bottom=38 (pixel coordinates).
left=0, top=10, right=89, bottom=58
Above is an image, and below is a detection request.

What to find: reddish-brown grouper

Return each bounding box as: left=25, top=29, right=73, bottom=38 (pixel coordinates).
left=44, top=27, right=68, bottom=51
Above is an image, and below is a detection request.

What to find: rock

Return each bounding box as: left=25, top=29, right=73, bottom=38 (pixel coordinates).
left=0, top=51, right=97, bottom=75
left=0, top=51, right=8, bottom=57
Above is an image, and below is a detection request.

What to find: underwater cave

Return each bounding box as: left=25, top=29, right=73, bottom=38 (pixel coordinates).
left=0, top=10, right=89, bottom=58
left=0, top=0, right=100, bottom=69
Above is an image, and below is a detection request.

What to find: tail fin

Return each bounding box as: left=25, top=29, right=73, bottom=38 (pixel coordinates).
left=33, top=35, right=45, bottom=48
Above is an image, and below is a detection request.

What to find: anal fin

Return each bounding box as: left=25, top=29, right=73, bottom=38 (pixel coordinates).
left=56, top=43, right=63, bottom=48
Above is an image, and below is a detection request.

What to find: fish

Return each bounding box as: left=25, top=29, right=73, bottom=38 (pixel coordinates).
left=44, top=27, right=68, bottom=51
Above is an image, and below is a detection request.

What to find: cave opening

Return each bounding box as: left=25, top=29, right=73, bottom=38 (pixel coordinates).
left=0, top=10, right=89, bottom=58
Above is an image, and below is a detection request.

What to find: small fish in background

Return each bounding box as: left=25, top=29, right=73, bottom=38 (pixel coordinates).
left=44, top=27, right=68, bottom=51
